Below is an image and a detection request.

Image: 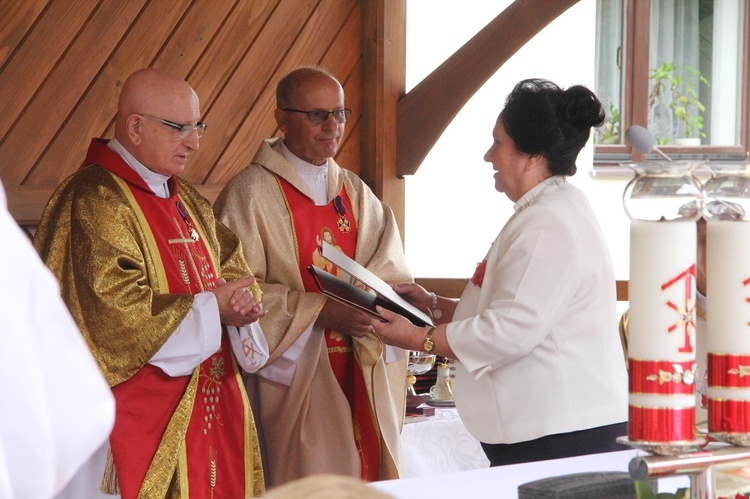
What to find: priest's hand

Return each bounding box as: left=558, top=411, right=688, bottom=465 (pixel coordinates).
left=317, top=299, right=373, bottom=338
left=213, top=276, right=268, bottom=327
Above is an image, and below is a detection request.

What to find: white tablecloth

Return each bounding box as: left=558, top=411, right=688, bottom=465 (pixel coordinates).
left=400, top=406, right=490, bottom=477
left=374, top=449, right=689, bottom=498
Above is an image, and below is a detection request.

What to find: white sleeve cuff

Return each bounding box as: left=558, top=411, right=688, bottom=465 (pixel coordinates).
left=148, top=292, right=222, bottom=377
left=228, top=321, right=270, bottom=373
left=255, top=322, right=314, bottom=386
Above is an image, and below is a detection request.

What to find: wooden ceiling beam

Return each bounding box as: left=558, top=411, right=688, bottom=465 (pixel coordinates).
left=396, top=0, right=580, bottom=177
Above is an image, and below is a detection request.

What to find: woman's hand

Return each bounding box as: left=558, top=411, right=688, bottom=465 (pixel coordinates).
left=372, top=306, right=457, bottom=358
left=392, top=282, right=432, bottom=313
left=394, top=282, right=457, bottom=324
left=369, top=306, right=423, bottom=351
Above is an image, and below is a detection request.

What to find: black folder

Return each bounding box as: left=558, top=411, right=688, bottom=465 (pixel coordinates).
left=307, top=242, right=433, bottom=327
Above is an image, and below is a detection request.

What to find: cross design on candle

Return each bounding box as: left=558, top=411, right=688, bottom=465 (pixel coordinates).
left=662, top=264, right=696, bottom=354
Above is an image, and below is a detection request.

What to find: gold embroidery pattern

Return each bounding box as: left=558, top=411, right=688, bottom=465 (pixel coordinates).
left=327, top=346, right=352, bottom=354
left=352, top=419, right=368, bottom=479
left=645, top=363, right=696, bottom=385
left=209, top=445, right=217, bottom=497
left=200, top=354, right=225, bottom=436
left=171, top=216, right=207, bottom=292
left=195, top=251, right=215, bottom=289
left=173, top=248, right=191, bottom=286
left=178, top=259, right=190, bottom=285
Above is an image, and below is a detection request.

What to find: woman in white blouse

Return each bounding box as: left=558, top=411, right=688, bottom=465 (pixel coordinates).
left=371, top=78, right=628, bottom=466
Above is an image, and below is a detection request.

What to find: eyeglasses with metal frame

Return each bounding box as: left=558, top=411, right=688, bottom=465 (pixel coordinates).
left=139, top=113, right=207, bottom=139
left=281, top=108, right=352, bottom=125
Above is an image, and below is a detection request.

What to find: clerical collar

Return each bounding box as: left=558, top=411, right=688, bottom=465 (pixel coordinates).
left=280, top=140, right=329, bottom=206
left=107, top=138, right=171, bottom=198
left=514, top=175, right=566, bottom=212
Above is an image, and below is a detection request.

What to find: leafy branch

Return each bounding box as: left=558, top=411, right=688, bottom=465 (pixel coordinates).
left=648, top=62, right=710, bottom=140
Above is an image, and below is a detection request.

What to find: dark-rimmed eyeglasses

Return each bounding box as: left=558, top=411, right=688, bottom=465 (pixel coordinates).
left=139, top=114, right=207, bottom=139
left=282, top=108, right=352, bottom=125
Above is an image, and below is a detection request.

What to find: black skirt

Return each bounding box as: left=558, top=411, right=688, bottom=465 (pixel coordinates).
left=481, top=422, right=629, bottom=467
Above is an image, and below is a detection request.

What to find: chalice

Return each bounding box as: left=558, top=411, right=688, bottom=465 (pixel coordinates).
left=407, top=350, right=436, bottom=396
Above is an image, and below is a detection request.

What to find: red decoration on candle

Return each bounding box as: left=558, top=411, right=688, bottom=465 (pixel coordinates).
left=629, top=359, right=696, bottom=395
left=629, top=406, right=695, bottom=442
left=708, top=355, right=750, bottom=434
left=708, top=399, right=750, bottom=433
left=709, top=354, right=750, bottom=388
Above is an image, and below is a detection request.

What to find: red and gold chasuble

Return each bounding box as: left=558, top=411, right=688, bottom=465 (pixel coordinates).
left=92, top=149, right=253, bottom=498
left=278, top=177, right=381, bottom=482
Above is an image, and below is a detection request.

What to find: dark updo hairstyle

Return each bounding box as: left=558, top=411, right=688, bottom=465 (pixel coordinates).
left=500, top=78, right=605, bottom=176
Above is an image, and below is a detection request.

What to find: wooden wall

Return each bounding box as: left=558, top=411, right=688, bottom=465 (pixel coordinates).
left=3, top=1, right=624, bottom=301
left=0, top=0, right=368, bottom=227
left=1, top=0, right=578, bottom=252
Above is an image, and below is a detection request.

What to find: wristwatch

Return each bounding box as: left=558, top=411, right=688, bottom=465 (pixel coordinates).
left=423, top=327, right=436, bottom=353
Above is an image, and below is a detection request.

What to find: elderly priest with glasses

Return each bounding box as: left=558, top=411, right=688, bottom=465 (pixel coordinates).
left=214, top=66, right=412, bottom=487
left=35, top=68, right=269, bottom=498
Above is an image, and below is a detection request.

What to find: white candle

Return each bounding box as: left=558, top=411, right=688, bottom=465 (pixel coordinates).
left=706, top=221, right=750, bottom=436
left=628, top=220, right=697, bottom=442
left=706, top=221, right=750, bottom=353
left=629, top=220, right=697, bottom=361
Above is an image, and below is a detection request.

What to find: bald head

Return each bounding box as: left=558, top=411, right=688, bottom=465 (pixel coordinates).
left=276, top=66, right=341, bottom=109
left=115, top=68, right=202, bottom=176
left=115, top=68, right=199, bottom=141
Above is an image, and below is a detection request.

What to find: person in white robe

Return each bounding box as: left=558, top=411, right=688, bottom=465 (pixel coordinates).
left=0, top=180, right=115, bottom=499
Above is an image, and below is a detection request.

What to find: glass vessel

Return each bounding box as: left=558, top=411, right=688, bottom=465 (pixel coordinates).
left=622, top=161, right=704, bottom=222
left=702, top=163, right=750, bottom=222
left=406, top=350, right=436, bottom=396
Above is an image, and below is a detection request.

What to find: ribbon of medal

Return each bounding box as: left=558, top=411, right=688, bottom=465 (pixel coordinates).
left=176, top=200, right=200, bottom=242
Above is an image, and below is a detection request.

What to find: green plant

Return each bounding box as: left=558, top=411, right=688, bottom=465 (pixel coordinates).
left=595, top=102, right=621, bottom=144
left=635, top=480, right=689, bottom=498
left=648, top=62, right=710, bottom=140
left=635, top=479, right=750, bottom=499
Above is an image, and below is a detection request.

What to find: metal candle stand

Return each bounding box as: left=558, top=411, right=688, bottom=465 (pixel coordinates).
left=628, top=445, right=750, bottom=498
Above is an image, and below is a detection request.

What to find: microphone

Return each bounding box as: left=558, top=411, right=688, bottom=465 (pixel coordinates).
left=625, top=125, right=672, bottom=161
